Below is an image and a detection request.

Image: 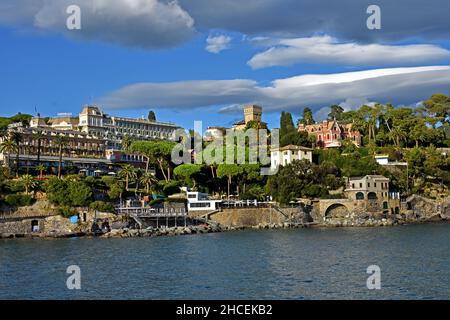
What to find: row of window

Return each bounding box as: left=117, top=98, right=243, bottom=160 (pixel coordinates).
left=351, top=182, right=388, bottom=189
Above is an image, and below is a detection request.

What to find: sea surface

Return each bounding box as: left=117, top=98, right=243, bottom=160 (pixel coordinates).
left=0, top=223, right=449, bottom=299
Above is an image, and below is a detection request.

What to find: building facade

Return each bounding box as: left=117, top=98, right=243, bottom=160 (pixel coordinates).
left=344, top=175, right=401, bottom=213
left=1, top=106, right=181, bottom=174
left=78, top=106, right=180, bottom=149
left=270, top=145, right=313, bottom=169
left=0, top=126, right=110, bottom=172
left=298, top=119, right=361, bottom=149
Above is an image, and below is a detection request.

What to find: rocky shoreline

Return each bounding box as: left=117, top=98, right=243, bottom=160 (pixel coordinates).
left=1, top=218, right=449, bottom=240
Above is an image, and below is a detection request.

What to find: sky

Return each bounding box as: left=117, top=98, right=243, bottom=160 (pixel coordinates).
left=1, top=0, right=450, bottom=130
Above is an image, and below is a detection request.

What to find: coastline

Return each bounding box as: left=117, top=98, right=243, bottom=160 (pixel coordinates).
left=1, top=218, right=448, bottom=240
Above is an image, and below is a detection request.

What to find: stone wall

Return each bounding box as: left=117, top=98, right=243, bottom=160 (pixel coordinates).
left=0, top=218, right=44, bottom=234
left=190, top=207, right=301, bottom=227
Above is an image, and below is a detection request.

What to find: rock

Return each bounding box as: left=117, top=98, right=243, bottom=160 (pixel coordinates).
left=0, top=233, right=14, bottom=239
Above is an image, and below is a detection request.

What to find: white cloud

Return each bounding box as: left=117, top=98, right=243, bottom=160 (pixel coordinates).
left=3, top=1, right=450, bottom=48
left=205, top=35, right=232, bottom=53
left=0, top=0, right=195, bottom=48
left=248, top=35, right=450, bottom=69
left=96, top=66, right=450, bottom=114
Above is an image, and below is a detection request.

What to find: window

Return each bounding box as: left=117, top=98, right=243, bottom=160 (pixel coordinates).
left=359, top=183, right=362, bottom=188
left=352, top=183, right=355, bottom=188
left=356, top=192, right=364, bottom=200
left=374, top=182, right=377, bottom=187
left=190, top=202, right=211, bottom=208
left=368, top=183, right=370, bottom=187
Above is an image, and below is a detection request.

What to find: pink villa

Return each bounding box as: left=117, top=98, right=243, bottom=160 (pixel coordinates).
left=298, top=119, right=362, bottom=149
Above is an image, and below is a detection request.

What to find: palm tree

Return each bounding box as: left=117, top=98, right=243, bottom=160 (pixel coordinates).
left=0, top=137, right=16, bottom=169
left=10, top=131, right=23, bottom=177
left=20, top=174, right=37, bottom=195
left=36, top=164, right=46, bottom=179
left=121, top=135, right=133, bottom=153
left=140, top=171, right=158, bottom=193
left=118, top=164, right=137, bottom=191
left=54, top=135, right=68, bottom=178
left=32, top=130, right=47, bottom=165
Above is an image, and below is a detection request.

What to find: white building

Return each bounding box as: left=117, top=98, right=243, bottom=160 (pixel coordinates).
left=374, top=154, right=389, bottom=165
left=186, top=192, right=222, bottom=212
left=78, top=106, right=180, bottom=149
left=270, top=145, right=313, bottom=169
left=204, top=126, right=226, bottom=141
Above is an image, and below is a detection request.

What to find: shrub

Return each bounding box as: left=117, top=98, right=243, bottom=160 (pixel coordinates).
left=59, top=206, right=77, bottom=218
left=6, top=180, right=25, bottom=193
left=158, top=180, right=181, bottom=196
left=107, top=183, right=124, bottom=200
left=89, top=201, right=115, bottom=213
left=45, top=177, right=93, bottom=207
left=4, top=194, right=34, bottom=207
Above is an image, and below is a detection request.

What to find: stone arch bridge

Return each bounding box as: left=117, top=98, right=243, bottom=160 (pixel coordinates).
left=315, top=199, right=355, bottom=221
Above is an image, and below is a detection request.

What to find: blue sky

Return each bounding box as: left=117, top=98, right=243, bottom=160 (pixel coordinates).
left=1, top=0, right=450, bottom=130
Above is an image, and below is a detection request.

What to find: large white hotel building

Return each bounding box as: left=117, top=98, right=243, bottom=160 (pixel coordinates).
left=77, top=106, right=179, bottom=149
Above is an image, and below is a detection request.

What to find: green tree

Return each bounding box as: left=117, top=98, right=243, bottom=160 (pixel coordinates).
left=36, top=164, right=46, bottom=179
left=422, top=93, right=450, bottom=128
left=121, top=135, right=133, bottom=153
left=20, top=174, right=37, bottom=194
left=216, top=164, right=243, bottom=199
left=298, top=107, right=315, bottom=125
left=328, top=105, right=344, bottom=121
left=140, top=171, right=158, bottom=193
left=54, top=135, right=68, bottom=178
left=280, top=111, right=296, bottom=138
left=0, top=136, right=16, bottom=169
left=32, top=130, right=46, bottom=165
left=118, top=164, right=137, bottom=191
left=10, top=131, right=23, bottom=177
left=131, top=140, right=175, bottom=182
left=173, top=164, right=202, bottom=189
left=148, top=110, right=156, bottom=121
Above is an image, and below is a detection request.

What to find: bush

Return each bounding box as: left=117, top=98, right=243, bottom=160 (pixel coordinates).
left=4, top=194, right=34, bottom=207
left=158, top=180, right=181, bottom=196
left=6, top=180, right=25, bottom=193
left=45, top=177, right=93, bottom=207
left=89, top=201, right=115, bottom=213
left=59, top=206, right=77, bottom=218
left=107, top=183, right=124, bottom=200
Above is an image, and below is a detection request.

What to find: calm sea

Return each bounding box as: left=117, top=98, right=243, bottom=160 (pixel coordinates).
left=0, top=223, right=449, bottom=299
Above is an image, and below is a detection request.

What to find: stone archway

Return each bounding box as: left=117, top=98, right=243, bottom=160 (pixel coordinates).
left=325, top=203, right=350, bottom=219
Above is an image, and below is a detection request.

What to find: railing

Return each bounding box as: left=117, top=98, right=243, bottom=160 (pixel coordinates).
left=219, top=200, right=276, bottom=208
left=115, top=206, right=188, bottom=217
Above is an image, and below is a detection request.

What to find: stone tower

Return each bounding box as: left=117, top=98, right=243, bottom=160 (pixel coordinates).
left=244, top=105, right=262, bottom=124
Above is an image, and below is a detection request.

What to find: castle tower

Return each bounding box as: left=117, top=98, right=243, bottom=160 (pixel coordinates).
left=244, top=105, right=262, bottom=124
